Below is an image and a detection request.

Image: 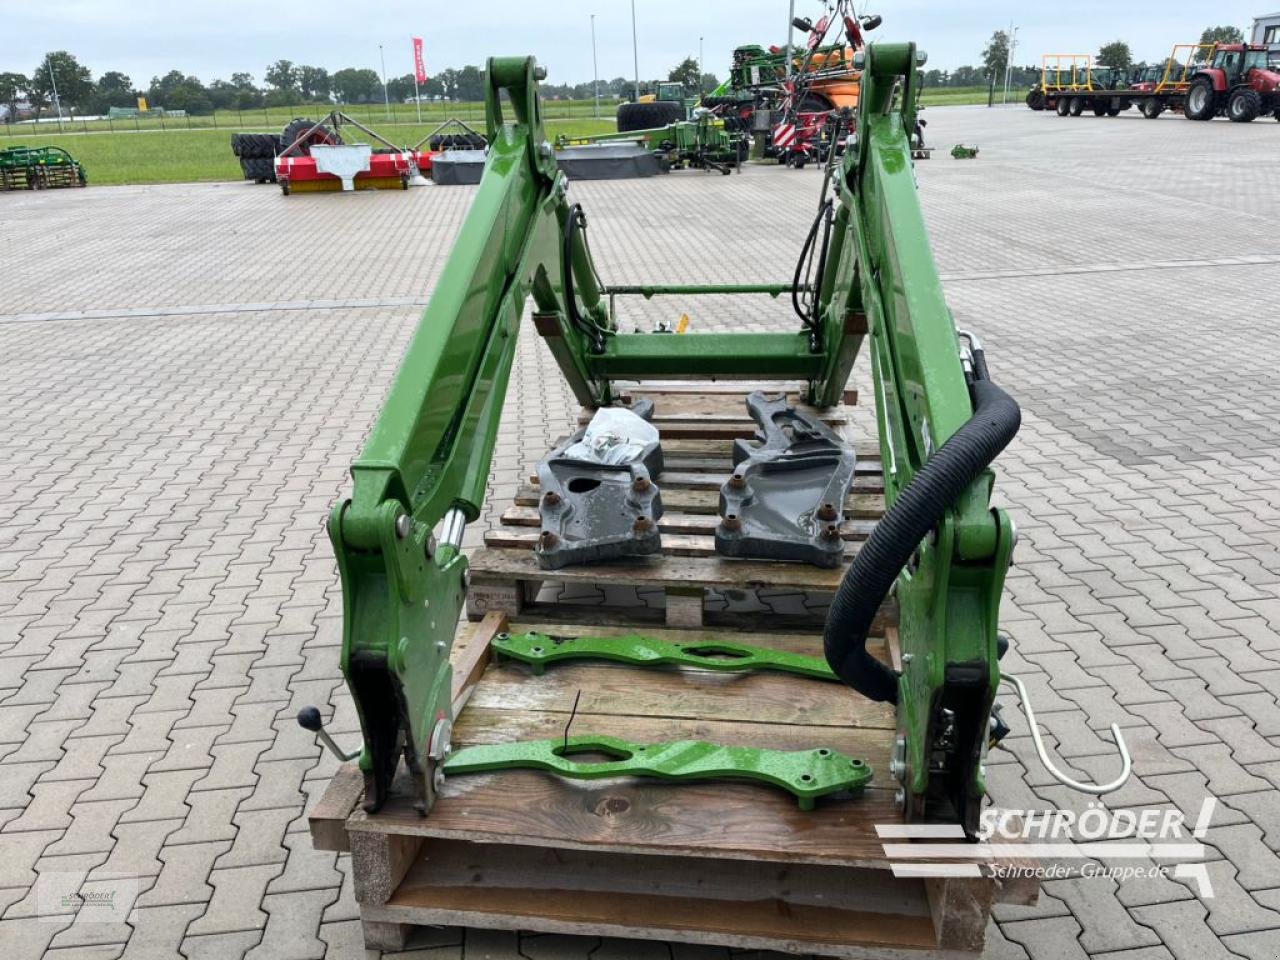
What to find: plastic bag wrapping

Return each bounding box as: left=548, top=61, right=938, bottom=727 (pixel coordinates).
left=561, top=407, right=660, bottom=465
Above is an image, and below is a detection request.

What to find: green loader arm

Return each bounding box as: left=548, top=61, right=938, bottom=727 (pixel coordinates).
left=329, top=57, right=611, bottom=812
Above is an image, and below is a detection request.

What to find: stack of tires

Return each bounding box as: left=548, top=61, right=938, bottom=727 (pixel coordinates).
left=427, top=132, right=488, bottom=151
left=231, top=133, right=283, bottom=183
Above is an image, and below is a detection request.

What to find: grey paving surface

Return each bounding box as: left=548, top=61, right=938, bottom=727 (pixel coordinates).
left=2, top=103, right=1280, bottom=959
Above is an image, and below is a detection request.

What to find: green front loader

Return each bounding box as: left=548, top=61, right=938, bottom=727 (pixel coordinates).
left=321, top=45, right=1024, bottom=834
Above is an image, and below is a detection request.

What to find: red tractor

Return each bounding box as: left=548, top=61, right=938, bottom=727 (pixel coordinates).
left=1184, top=44, right=1280, bottom=122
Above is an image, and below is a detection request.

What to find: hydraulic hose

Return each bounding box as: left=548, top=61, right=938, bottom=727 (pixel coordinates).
left=823, top=348, right=1021, bottom=703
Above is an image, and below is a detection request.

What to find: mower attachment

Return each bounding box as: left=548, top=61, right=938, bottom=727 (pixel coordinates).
left=535, top=402, right=664, bottom=570
left=443, top=736, right=872, bottom=810
left=716, top=392, right=857, bottom=568
left=492, top=630, right=839, bottom=680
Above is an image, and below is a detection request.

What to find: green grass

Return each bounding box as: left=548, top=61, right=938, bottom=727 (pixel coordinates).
left=1, top=118, right=618, bottom=186
left=0, top=88, right=995, bottom=186
left=919, top=86, right=1004, bottom=106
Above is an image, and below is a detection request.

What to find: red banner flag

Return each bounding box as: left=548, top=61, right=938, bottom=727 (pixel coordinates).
left=413, top=37, right=427, bottom=84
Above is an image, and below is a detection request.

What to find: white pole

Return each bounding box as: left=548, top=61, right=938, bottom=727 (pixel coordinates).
left=631, top=0, right=640, bottom=101
left=379, top=44, right=390, bottom=121
left=785, top=0, right=796, bottom=81
left=48, top=58, right=64, bottom=132
left=591, top=14, right=600, bottom=118
left=699, top=36, right=704, bottom=96
left=1003, top=24, right=1017, bottom=104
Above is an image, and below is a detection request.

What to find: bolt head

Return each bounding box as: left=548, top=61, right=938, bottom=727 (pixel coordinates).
left=395, top=514, right=414, bottom=539
left=894, top=788, right=905, bottom=809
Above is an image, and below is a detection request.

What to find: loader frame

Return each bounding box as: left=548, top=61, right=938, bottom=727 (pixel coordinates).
left=327, top=45, right=1014, bottom=830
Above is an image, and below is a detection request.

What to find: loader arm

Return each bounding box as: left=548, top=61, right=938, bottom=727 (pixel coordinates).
left=331, top=45, right=1015, bottom=831
left=329, top=57, right=611, bottom=811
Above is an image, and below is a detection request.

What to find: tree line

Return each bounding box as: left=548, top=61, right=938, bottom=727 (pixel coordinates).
left=0, top=50, right=720, bottom=121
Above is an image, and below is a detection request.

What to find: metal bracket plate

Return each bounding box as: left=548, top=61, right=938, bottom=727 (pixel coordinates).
left=536, top=400, right=665, bottom=569
left=717, top=391, right=857, bottom=568
left=492, top=630, right=839, bottom=681
left=443, top=735, right=872, bottom=809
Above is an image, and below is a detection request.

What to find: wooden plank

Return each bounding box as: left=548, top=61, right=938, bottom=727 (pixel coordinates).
left=514, top=483, right=884, bottom=519
left=377, top=839, right=947, bottom=956
left=453, top=706, right=895, bottom=774
left=307, top=763, right=364, bottom=853
left=927, top=876, right=996, bottom=952
left=469, top=547, right=850, bottom=593
left=652, top=455, right=884, bottom=476
left=450, top=611, right=507, bottom=714
left=464, top=659, right=893, bottom=730
left=348, top=773, right=905, bottom=868
left=483, top=528, right=863, bottom=559
left=498, top=505, right=879, bottom=540
left=350, top=830, right=424, bottom=905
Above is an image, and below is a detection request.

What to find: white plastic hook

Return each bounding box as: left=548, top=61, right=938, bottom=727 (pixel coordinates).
left=999, top=673, right=1132, bottom=795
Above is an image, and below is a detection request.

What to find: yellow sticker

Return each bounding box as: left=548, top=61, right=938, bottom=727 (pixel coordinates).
left=676, top=313, right=690, bottom=334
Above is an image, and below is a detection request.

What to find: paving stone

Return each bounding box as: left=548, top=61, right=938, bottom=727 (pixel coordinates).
left=185, top=863, right=282, bottom=937
left=135, top=839, right=228, bottom=908
left=1130, top=901, right=1244, bottom=960
left=117, top=903, right=206, bottom=960
left=243, top=888, right=335, bottom=960
left=6, top=116, right=1280, bottom=960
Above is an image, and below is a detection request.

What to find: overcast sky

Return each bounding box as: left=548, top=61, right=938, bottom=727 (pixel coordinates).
left=7, top=1, right=1270, bottom=86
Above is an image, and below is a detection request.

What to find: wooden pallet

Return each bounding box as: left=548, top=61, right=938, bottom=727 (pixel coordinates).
left=309, top=384, right=1038, bottom=956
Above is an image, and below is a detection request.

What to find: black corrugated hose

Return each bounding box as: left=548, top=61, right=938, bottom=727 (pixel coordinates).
left=823, top=343, right=1021, bottom=703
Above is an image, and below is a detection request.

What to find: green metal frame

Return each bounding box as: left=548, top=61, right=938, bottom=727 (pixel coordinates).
left=331, top=45, right=1013, bottom=829
left=493, top=630, right=839, bottom=680
left=444, top=736, right=871, bottom=810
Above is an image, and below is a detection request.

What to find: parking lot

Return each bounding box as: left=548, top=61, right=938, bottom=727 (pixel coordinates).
left=2, top=104, right=1279, bottom=959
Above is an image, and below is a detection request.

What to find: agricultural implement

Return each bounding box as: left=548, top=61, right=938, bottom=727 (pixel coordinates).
left=1028, top=45, right=1232, bottom=119
left=554, top=110, right=748, bottom=175
left=0, top=145, right=86, bottom=191
left=302, top=46, right=1127, bottom=955
left=704, top=0, right=879, bottom=166
left=274, top=111, right=432, bottom=194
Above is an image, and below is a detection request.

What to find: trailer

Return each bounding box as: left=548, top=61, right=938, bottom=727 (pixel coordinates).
left=1030, top=46, right=1215, bottom=119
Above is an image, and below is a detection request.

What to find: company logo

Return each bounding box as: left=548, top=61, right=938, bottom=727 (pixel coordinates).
left=877, top=798, right=1217, bottom=896
left=36, top=873, right=140, bottom=923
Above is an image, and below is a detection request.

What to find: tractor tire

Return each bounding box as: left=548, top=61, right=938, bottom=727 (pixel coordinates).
left=1068, top=98, right=1084, bottom=116
left=1026, top=89, right=1046, bottom=110
left=1106, top=106, right=1122, bottom=116
left=1092, top=102, right=1108, bottom=116
left=1141, top=99, right=1164, bottom=119
left=797, top=92, right=833, bottom=113
left=1184, top=79, right=1216, bottom=120
left=281, top=118, right=342, bottom=155
left=1228, top=88, right=1262, bottom=123
left=1056, top=97, right=1071, bottom=116
left=616, top=101, right=684, bottom=132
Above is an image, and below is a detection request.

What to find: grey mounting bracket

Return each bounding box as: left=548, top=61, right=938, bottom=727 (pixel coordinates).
left=536, top=399, right=665, bottom=569
left=716, top=391, right=857, bottom=568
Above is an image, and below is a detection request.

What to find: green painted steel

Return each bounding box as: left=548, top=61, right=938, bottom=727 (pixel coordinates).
left=443, top=736, right=872, bottom=809
left=493, top=631, right=840, bottom=680
left=331, top=43, right=1014, bottom=830
left=593, top=332, right=821, bottom=380
left=838, top=44, right=1012, bottom=828
left=950, top=144, right=980, bottom=159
